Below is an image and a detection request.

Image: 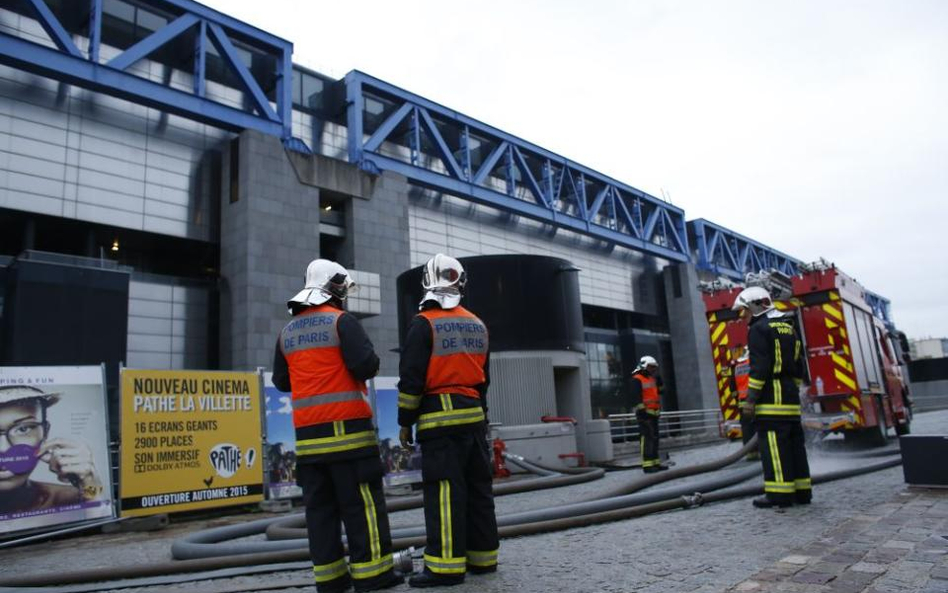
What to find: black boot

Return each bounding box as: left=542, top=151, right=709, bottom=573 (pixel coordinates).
left=318, top=576, right=353, bottom=593
left=752, top=496, right=792, bottom=509
left=795, top=493, right=812, bottom=505
left=408, top=570, right=464, bottom=588
left=354, top=572, right=404, bottom=592
left=467, top=564, right=497, bottom=575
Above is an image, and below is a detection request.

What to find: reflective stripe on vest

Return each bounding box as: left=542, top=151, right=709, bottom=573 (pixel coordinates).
left=634, top=374, right=660, bottom=411
left=735, top=359, right=750, bottom=402
left=280, top=305, right=371, bottom=427
left=292, top=390, right=366, bottom=410
left=419, top=306, right=488, bottom=398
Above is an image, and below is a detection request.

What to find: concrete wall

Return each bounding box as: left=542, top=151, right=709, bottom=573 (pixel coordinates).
left=662, top=262, right=718, bottom=411
left=220, top=131, right=321, bottom=370
left=408, top=192, right=667, bottom=315
left=286, top=152, right=411, bottom=376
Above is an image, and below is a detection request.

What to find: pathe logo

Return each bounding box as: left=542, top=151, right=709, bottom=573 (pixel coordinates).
left=208, top=443, right=242, bottom=478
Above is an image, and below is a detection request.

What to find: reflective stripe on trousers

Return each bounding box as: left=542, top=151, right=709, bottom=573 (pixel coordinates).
left=466, top=548, right=499, bottom=567
left=313, top=558, right=348, bottom=583
left=425, top=480, right=467, bottom=574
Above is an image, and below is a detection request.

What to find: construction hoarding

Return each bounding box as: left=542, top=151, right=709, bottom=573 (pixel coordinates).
left=119, top=369, right=264, bottom=516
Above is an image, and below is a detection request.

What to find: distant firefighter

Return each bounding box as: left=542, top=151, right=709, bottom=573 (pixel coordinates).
left=733, top=286, right=811, bottom=508
left=730, top=346, right=759, bottom=460
left=630, top=356, right=669, bottom=473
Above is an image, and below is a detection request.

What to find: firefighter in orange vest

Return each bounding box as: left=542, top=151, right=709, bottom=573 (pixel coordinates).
left=731, top=346, right=759, bottom=460
left=631, top=356, right=668, bottom=473
left=733, top=286, right=811, bottom=509
left=272, top=259, right=402, bottom=593
left=397, top=254, right=498, bottom=588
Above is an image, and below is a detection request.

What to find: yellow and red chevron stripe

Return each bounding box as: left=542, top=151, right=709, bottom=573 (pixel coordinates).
left=821, top=296, right=864, bottom=425
left=707, top=319, right=740, bottom=423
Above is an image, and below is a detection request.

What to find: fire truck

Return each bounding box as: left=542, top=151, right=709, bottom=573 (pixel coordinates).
left=701, top=261, right=911, bottom=444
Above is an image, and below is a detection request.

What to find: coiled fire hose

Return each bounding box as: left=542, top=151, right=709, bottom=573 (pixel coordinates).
left=0, top=445, right=902, bottom=590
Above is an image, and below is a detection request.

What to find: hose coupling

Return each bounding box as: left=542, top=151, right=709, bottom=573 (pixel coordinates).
left=393, top=547, right=416, bottom=573
left=681, top=492, right=704, bottom=508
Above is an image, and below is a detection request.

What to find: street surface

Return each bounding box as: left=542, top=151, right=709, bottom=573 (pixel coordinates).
left=1, top=410, right=945, bottom=593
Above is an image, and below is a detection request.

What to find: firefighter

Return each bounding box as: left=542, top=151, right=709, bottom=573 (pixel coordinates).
left=733, top=286, right=812, bottom=508
left=272, top=259, right=402, bottom=593
left=397, top=253, right=499, bottom=588
left=630, top=356, right=668, bottom=473
left=732, top=347, right=759, bottom=460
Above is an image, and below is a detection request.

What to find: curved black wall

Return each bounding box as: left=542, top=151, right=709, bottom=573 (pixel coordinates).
left=396, top=255, right=584, bottom=353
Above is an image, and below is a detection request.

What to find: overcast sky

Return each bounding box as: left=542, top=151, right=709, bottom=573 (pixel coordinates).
left=206, top=0, right=948, bottom=339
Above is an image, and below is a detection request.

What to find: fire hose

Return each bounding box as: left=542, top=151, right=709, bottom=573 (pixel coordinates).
left=0, top=449, right=902, bottom=590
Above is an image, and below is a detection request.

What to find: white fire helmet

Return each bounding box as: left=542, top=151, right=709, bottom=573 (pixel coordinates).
left=732, top=286, right=774, bottom=317
left=287, top=259, right=355, bottom=312
left=420, top=253, right=466, bottom=309
left=640, top=355, right=659, bottom=369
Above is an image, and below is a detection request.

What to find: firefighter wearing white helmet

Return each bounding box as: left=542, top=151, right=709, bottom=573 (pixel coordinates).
left=731, top=286, right=775, bottom=318
left=732, top=286, right=811, bottom=509
left=286, top=258, right=356, bottom=313
left=419, top=253, right=467, bottom=309
left=273, top=259, right=403, bottom=593
left=630, top=355, right=668, bottom=473
left=397, top=254, right=498, bottom=587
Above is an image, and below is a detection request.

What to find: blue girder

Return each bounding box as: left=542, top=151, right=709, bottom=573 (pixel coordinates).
left=344, top=70, right=690, bottom=263
left=0, top=0, right=294, bottom=140
left=689, top=218, right=801, bottom=280
left=0, top=4, right=892, bottom=315
left=863, top=291, right=892, bottom=324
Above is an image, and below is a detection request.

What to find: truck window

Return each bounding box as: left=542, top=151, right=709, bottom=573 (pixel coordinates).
left=876, top=326, right=894, bottom=366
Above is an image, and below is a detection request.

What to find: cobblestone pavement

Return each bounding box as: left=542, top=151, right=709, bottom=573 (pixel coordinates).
left=0, top=410, right=945, bottom=593
left=725, top=489, right=948, bottom=593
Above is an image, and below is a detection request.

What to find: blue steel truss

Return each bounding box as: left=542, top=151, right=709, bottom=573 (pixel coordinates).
left=689, top=218, right=801, bottom=280
left=863, top=291, right=892, bottom=324
left=0, top=0, right=294, bottom=140
left=344, top=71, right=689, bottom=262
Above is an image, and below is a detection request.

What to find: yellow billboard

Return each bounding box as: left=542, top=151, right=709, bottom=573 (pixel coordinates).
left=119, top=370, right=264, bottom=516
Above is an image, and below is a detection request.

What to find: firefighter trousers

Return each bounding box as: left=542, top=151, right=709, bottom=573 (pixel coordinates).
left=297, top=456, right=397, bottom=593
left=419, top=428, right=499, bottom=576
left=636, top=409, right=661, bottom=468
left=756, top=419, right=812, bottom=504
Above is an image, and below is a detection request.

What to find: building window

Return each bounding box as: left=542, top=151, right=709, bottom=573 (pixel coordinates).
left=586, top=341, right=626, bottom=418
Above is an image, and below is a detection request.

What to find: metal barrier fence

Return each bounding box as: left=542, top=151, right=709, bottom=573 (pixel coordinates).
left=607, top=408, right=725, bottom=451
left=912, top=393, right=948, bottom=412
left=609, top=396, right=948, bottom=456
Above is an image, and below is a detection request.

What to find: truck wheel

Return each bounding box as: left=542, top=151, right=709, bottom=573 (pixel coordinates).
left=864, top=398, right=889, bottom=447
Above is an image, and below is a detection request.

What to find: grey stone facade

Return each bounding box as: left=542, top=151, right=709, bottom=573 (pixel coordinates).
left=220, top=130, right=322, bottom=370
left=286, top=150, right=411, bottom=377
left=219, top=129, right=411, bottom=374
left=663, top=262, right=719, bottom=411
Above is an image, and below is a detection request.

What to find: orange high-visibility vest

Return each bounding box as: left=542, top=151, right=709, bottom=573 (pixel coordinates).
left=735, top=358, right=751, bottom=402
left=419, top=306, right=488, bottom=398
left=279, top=304, right=371, bottom=428
left=634, top=373, right=661, bottom=412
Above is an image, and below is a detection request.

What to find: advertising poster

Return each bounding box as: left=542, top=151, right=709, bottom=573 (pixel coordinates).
left=119, top=369, right=264, bottom=517
left=262, top=373, right=300, bottom=499
left=0, top=365, right=114, bottom=535
left=374, top=377, right=421, bottom=488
